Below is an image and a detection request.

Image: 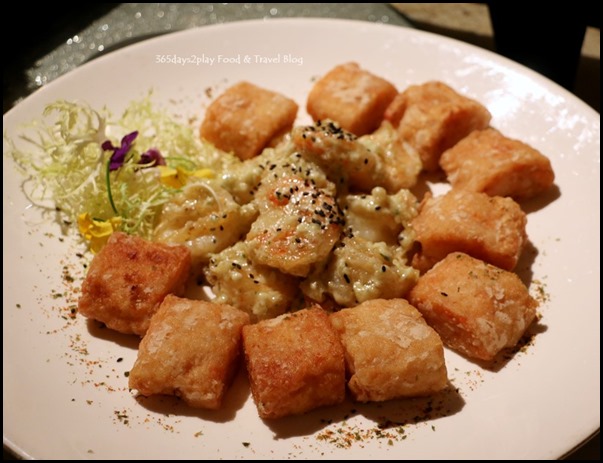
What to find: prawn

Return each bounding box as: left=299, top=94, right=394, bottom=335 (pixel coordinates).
left=246, top=176, right=344, bottom=277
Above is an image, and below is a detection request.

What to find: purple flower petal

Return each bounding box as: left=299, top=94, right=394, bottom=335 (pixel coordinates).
left=112, top=131, right=139, bottom=160
left=101, top=140, right=116, bottom=151
left=139, top=148, right=166, bottom=167
left=102, top=131, right=139, bottom=171
left=120, top=131, right=139, bottom=150
left=109, top=151, right=127, bottom=171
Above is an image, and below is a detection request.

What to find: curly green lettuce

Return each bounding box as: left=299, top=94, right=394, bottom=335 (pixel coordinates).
left=6, top=96, right=233, bottom=247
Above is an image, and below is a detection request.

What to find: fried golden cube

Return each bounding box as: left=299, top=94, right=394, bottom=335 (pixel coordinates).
left=242, top=307, right=345, bottom=419
left=411, top=190, right=527, bottom=272
left=78, top=232, right=191, bottom=336
left=129, top=295, right=250, bottom=409
left=307, top=62, right=397, bottom=136
left=385, top=81, right=491, bottom=171
left=200, top=81, right=298, bottom=160
left=408, top=253, right=537, bottom=361
left=330, top=299, right=447, bottom=402
left=440, top=128, right=555, bottom=199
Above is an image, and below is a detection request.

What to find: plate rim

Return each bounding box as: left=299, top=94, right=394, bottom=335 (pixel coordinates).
left=3, top=18, right=601, bottom=122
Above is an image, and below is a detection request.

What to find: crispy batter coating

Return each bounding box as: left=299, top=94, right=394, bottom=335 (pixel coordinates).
left=242, top=307, right=345, bottom=419
left=78, top=232, right=191, bottom=335
left=200, top=81, right=298, bottom=160
left=307, top=62, right=397, bottom=136
left=385, top=81, right=491, bottom=171
left=330, top=299, right=448, bottom=402
left=129, top=295, right=249, bottom=409
left=292, top=119, right=422, bottom=193
left=153, top=180, right=257, bottom=270
left=411, top=190, right=527, bottom=272
left=292, top=120, right=382, bottom=192
left=205, top=241, right=299, bottom=322
left=301, top=236, right=418, bottom=308
left=246, top=176, right=343, bottom=277
left=342, top=186, right=418, bottom=246
left=440, top=128, right=555, bottom=199
left=358, top=121, right=422, bottom=191
left=409, top=252, right=537, bottom=361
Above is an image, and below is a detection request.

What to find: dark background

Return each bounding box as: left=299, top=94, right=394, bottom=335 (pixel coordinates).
left=4, top=3, right=118, bottom=113
left=4, top=3, right=600, bottom=113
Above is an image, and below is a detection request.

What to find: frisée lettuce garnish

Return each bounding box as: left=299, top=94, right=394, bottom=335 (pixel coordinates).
left=6, top=96, right=227, bottom=252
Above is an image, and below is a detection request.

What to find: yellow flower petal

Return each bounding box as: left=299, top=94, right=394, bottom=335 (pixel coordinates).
left=190, top=168, right=214, bottom=179
left=158, top=166, right=214, bottom=188
left=158, top=165, right=186, bottom=188
left=77, top=213, right=122, bottom=253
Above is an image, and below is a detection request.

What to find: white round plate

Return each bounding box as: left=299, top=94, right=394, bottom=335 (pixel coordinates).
left=3, top=18, right=600, bottom=460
